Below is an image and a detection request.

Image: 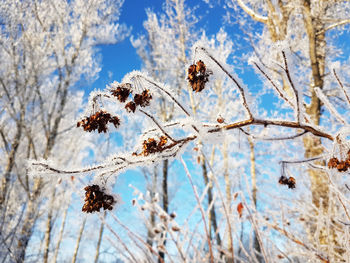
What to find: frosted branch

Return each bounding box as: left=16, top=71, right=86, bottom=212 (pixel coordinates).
left=334, top=69, right=350, bottom=106
left=314, top=87, right=346, bottom=125
left=317, top=19, right=350, bottom=35
left=236, top=0, right=268, bottom=23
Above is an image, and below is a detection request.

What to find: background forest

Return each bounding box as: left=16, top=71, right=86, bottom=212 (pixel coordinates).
left=1, top=0, right=350, bottom=262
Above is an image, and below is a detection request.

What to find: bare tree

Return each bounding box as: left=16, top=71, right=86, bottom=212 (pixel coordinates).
left=0, top=0, right=127, bottom=261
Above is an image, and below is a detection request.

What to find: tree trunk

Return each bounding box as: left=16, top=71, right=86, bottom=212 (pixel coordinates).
left=248, top=136, right=262, bottom=262
left=158, top=159, right=168, bottom=263
left=202, top=158, right=221, bottom=249
left=94, top=212, right=106, bottom=263
left=53, top=202, right=69, bottom=263
left=71, top=218, right=86, bottom=263
left=147, top=166, right=158, bottom=246
left=222, top=143, right=233, bottom=262
left=0, top=121, right=22, bottom=207
left=16, top=178, right=42, bottom=262
left=43, top=188, right=56, bottom=263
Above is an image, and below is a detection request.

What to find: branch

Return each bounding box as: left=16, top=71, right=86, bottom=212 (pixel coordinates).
left=236, top=0, right=268, bottom=23
left=240, top=128, right=308, bottom=141
left=208, top=118, right=334, bottom=141
left=134, top=75, right=191, bottom=117
left=197, top=47, right=253, bottom=119
left=266, top=222, right=330, bottom=263
left=314, top=87, right=346, bottom=124
left=31, top=115, right=334, bottom=177
left=317, top=19, right=350, bottom=35
left=254, top=62, right=295, bottom=109
left=282, top=51, right=301, bottom=123
left=139, top=109, right=176, bottom=142
left=333, top=69, right=350, bottom=106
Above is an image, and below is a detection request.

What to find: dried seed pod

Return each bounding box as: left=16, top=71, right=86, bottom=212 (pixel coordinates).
left=140, top=136, right=168, bottom=156
left=328, top=157, right=339, bottom=169
left=110, top=84, right=131, bottom=102
left=171, top=226, right=180, bottom=232
left=134, top=89, right=152, bottom=107
left=337, top=161, right=348, bottom=172
left=125, top=101, right=136, bottom=113
left=278, top=175, right=296, bottom=189
left=217, top=117, right=225, bottom=123
left=287, top=177, right=296, bottom=189
left=82, top=184, right=116, bottom=213
left=187, top=60, right=210, bottom=92
left=77, top=111, right=120, bottom=133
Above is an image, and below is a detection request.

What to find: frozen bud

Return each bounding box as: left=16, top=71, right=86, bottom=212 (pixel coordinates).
left=159, top=214, right=167, bottom=221
left=171, top=226, right=180, bottom=232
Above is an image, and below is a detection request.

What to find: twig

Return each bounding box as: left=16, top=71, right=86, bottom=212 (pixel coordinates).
left=139, top=109, right=176, bottom=142
left=197, top=47, right=253, bottom=119
left=180, top=157, right=214, bottom=263
left=110, top=213, right=166, bottom=263
left=280, top=156, right=323, bottom=165
left=314, top=87, right=346, bottom=124
left=282, top=51, right=301, bottom=123
left=333, top=69, right=350, bottom=106
left=240, top=128, right=308, bottom=141
left=266, top=222, right=330, bottom=263
left=135, top=75, right=191, bottom=117
left=254, top=62, right=295, bottom=109
left=209, top=118, right=333, bottom=141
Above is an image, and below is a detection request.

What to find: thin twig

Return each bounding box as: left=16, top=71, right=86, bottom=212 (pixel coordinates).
left=266, top=222, right=330, bottom=263
left=180, top=157, right=214, bottom=263
left=282, top=51, right=301, bottom=123
left=197, top=47, right=253, bottom=119
left=139, top=109, right=176, bottom=142
left=209, top=118, right=333, bottom=141
left=333, top=69, right=350, bottom=106
left=111, top=213, right=165, bottom=263
left=240, top=128, right=308, bottom=141
left=136, top=75, right=191, bottom=117
left=254, top=62, right=295, bottom=109
left=280, top=156, right=324, bottom=165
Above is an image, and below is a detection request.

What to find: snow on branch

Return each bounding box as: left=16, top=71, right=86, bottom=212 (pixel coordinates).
left=30, top=47, right=343, bottom=215
left=236, top=0, right=268, bottom=24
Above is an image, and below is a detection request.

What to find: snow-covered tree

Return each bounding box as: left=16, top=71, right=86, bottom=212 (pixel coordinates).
left=29, top=1, right=350, bottom=262
left=0, top=0, right=127, bottom=261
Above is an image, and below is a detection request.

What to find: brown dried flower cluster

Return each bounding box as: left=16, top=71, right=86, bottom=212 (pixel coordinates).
left=187, top=60, right=210, bottom=92
left=134, top=89, right=152, bottom=107
left=278, top=175, right=296, bottom=189
left=134, top=136, right=168, bottom=156
left=110, top=83, right=152, bottom=113
left=82, top=185, right=115, bottom=213
left=328, top=151, right=350, bottom=172
left=77, top=111, right=120, bottom=133
left=110, top=84, right=131, bottom=103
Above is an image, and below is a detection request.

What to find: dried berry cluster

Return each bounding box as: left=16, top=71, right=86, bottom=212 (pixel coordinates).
left=187, top=60, right=210, bottom=92
left=110, top=84, right=131, bottom=103
left=142, top=136, right=168, bottom=156
left=110, top=84, right=152, bottom=113
left=328, top=151, right=350, bottom=172
left=133, top=136, right=168, bottom=156
left=82, top=185, right=115, bottom=213
left=77, top=111, right=120, bottom=133
left=278, top=175, right=296, bottom=189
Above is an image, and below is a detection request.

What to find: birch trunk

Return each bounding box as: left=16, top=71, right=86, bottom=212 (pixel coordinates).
left=248, top=136, right=262, bottom=262
left=53, top=203, right=69, bottom=263
left=43, top=188, right=57, bottom=263
left=71, top=218, right=86, bottom=263
left=94, top=212, right=106, bottom=263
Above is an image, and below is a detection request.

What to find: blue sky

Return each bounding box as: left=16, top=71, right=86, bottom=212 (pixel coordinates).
left=92, top=0, right=231, bottom=91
